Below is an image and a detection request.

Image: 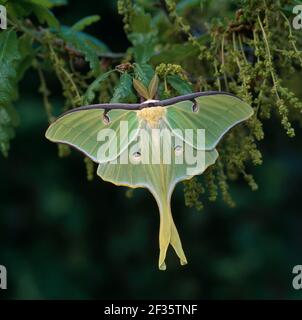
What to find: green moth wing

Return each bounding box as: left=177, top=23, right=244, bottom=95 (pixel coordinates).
left=45, top=108, right=139, bottom=162
left=165, top=94, right=254, bottom=150
left=97, top=119, right=219, bottom=270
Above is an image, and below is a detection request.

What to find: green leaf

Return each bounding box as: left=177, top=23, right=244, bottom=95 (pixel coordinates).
left=127, top=5, right=157, bottom=63
left=5, top=1, right=33, bottom=18
left=0, top=30, right=21, bottom=156
left=151, top=42, right=200, bottom=65
left=0, top=107, right=10, bottom=126
left=83, top=70, right=115, bottom=105
left=130, top=8, right=152, bottom=34
left=16, top=34, right=34, bottom=81
left=0, top=30, right=20, bottom=62
left=0, top=124, right=15, bottom=156
left=0, top=30, right=21, bottom=104
left=72, top=15, right=100, bottom=32
left=133, top=79, right=149, bottom=99
left=60, top=26, right=109, bottom=55
left=0, top=63, right=17, bottom=104
left=133, top=63, right=154, bottom=88
left=132, top=42, right=154, bottom=64
left=177, top=0, right=201, bottom=10
left=148, top=74, right=159, bottom=99
left=111, top=73, right=135, bottom=103
left=126, top=6, right=157, bottom=64
left=30, top=3, right=60, bottom=29
left=167, top=75, right=193, bottom=95
left=0, top=104, right=19, bottom=133
left=76, top=32, right=109, bottom=55
left=26, top=0, right=67, bottom=7
left=60, top=28, right=100, bottom=76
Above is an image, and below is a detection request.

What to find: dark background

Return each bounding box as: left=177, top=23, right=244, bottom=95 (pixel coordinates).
left=1, top=0, right=302, bottom=299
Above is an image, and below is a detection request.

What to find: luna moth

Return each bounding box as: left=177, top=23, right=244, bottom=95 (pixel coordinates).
left=45, top=78, right=253, bottom=270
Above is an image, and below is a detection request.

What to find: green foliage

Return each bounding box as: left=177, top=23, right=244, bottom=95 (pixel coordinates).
left=183, top=178, right=204, bottom=211
left=111, top=72, right=135, bottom=103
left=2, top=0, right=302, bottom=211
left=167, top=75, right=192, bottom=95
left=84, top=156, right=94, bottom=181
left=71, top=15, right=100, bottom=32
left=59, top=28, right=100, bottom=76
left=133, top=63, right=155, bottom=87
left=0, top=30, right=21, bottom=156
left=29, top=1, right=60, bottom=29
left=83, top=70, right=115, bottom=104
left=29, top=0, right=68, bottom=8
